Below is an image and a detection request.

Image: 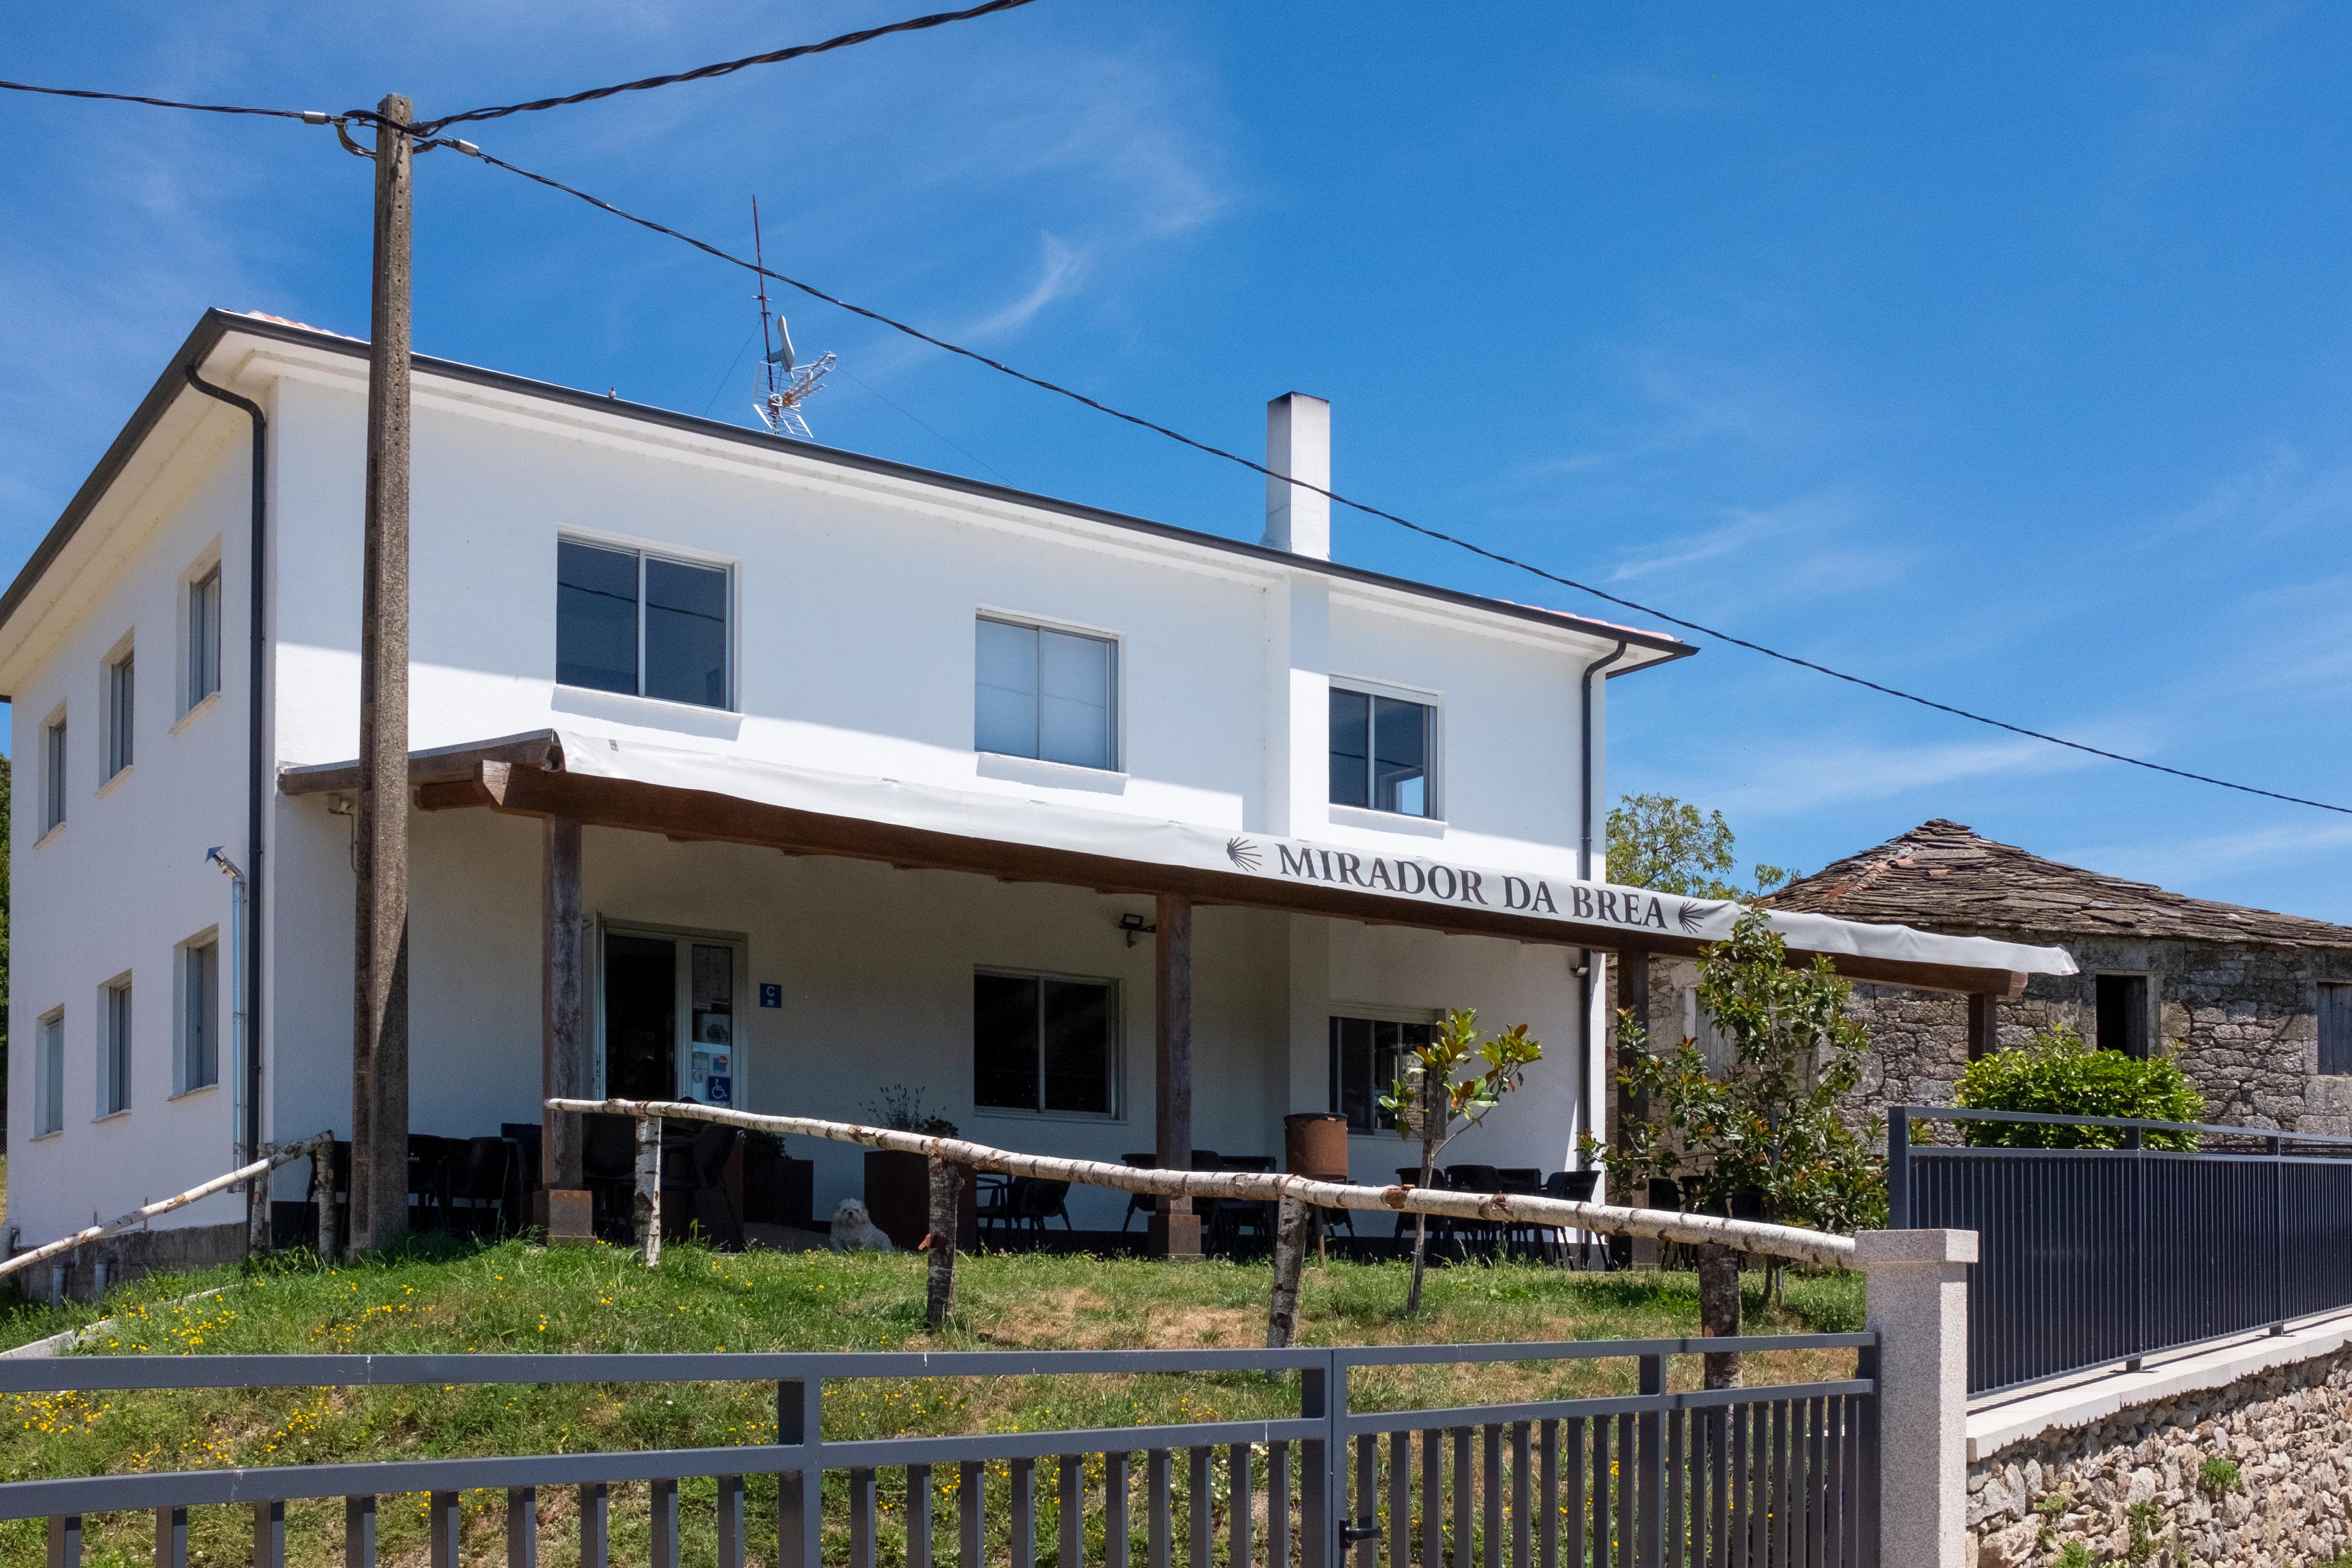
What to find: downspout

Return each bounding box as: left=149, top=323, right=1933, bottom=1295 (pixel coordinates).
left=1575, top=641, right=1630, bottom=1199
left=184, top=368, right=267, bottom=1219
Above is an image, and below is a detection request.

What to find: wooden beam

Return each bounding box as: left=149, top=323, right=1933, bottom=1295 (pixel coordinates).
left=1150, top=892, right=1200, bottom=1259
left=280, top=731, right=559, bottom=796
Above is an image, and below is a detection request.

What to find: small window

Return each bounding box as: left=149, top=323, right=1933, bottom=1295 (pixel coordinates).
left=973, top=971, right=1117, bottom=1116
left=1330, top=1016, right=1438, bottom=1133
left=99, top=979, right=132, bottom=1117
left=105, top=649, right=134, bottom=778
left=2095, top=973, right=2149, bottom=1060
left=41, top=714, right=67, bottom=834
left=2321, top=984, right=2352, bottom=1077
left=34, top=1011, right=64, bottom=1137
left=556, top=540, right=731, bottom=709
left=187, top=566, right=222, bottom=709
left=179, top=941, right=220, bottom=1093
left=1330, top=688, right=1433, bottom=817
left=975, top=617, right=1117, bottom=771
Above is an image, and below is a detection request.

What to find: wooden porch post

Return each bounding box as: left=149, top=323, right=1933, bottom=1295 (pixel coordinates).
left=1149, top=892, right=1200, bottom=1258
left=1967, top=992, right=2000, bottom=1062
left=538, top=813, right=594, bottom=1241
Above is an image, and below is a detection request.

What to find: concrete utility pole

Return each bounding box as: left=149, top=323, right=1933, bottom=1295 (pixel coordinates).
left=350, top=92, right=415, bottom=1254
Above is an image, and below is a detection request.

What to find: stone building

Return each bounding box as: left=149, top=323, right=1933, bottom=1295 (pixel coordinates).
left=1754, top=819, right=2352, bottom=1133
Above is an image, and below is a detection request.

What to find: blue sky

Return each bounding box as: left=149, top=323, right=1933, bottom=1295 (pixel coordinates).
left=4, top=5, right=2349, bottom=918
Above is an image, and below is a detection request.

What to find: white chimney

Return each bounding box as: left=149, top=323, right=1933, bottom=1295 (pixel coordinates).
left=1263, top=392, right=1331, bottom=560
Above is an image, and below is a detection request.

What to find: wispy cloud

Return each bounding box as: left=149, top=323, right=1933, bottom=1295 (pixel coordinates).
left=1701, top=727, right=2127, bottom=821
left=966, top=233, right=1090, bottom=341
left=2051, top=821, right=2352, bottom=892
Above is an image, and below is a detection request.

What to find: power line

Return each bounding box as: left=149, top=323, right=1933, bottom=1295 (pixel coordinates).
left=0, top=80, right=330, bottom=121
left=414, top=0, right=1038, bottom=134
left=451, top=141, right=2352, bottom=818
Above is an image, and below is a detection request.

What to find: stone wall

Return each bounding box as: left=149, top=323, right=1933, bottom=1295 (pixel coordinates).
left=1608, top=937, right=2352, bottom=1140
left=1970, top=1344, right=2352, bottom=1568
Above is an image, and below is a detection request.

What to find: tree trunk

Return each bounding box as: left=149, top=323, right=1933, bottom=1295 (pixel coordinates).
left=633, top=1116, right=662, bottom=1267
left=1266, top=1196, right=1311, bottom=1347
left=1404, top=1138, right=1438, bottom=1315
left=925, top=1156, right=962, bottom=1330
left=1697, top=1243, right=1743, bottom=1389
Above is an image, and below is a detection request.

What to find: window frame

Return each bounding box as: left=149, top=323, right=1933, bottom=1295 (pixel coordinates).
left=105, top=644, right=135, bottom=780
left=186, top=562, right=223, bottom=714
left=1327, top=680, right=1440, bottom=820
left=555, top=535, right=737, bottom=712
left=40, top=710, right=67, bottom=836
left=973, top=613, right=1122, bottom=773
left=34, top=1009, right=65, bottom=1139
left=97, top=976, right=132, bottom=1119
left=176, top=936, right=221, bottom=1096
left=2320, top=982, right=2352, bottom=1078
left=1328, top=1011, right=1441, bottom=1135
left=970, top=967, right=1123, bottom=1121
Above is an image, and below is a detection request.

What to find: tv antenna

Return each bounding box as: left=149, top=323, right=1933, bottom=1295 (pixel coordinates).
left=751, top=196, right=835, bottom=440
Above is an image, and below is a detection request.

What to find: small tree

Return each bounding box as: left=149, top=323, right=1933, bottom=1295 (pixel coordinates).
left=1584, top=912, right=1885, bottom=1331
left=1608, top=793, right=1795, bottom=901
left=1379, top=1009, right=1544, bottom=1314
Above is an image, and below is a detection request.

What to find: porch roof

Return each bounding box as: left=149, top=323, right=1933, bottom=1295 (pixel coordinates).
left=281, top=729, right=2076, bottom=997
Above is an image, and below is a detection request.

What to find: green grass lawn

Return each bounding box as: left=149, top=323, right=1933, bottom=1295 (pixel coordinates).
left=0, top=1239, right=1863, bottom=1568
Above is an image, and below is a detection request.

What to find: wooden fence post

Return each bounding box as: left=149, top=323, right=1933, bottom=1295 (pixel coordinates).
left=925, top=1156, right=962, bottom=1329
left=1266, top=1196, right=1312, bottom=1348
left=634, top=1116, right=662, bottom=1267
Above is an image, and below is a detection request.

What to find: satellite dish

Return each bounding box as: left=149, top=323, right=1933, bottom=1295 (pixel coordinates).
left=766, top=314, right=796, bottom=375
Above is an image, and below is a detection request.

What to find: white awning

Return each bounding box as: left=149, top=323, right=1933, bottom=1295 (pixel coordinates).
left=545, top=728, right=2075, bottom=979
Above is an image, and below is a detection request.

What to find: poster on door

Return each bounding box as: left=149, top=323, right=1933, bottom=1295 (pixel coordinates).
left=688, top=943, right=736, bottom=1106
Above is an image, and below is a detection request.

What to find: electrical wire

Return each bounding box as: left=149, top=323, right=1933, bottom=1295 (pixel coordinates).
left=414, top=0, right=1037, bottom=134
left=452, top=141, right=2352, bottom=818
left=0, top=80, right=329, bottom=121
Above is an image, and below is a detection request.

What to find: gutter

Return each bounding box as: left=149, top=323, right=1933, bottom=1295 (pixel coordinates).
left=181, top=366, right=267, bottom=1198
left=1575, top=638, right=1631, bottom=1193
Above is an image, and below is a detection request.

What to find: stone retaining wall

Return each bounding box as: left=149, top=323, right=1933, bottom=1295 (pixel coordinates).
left=1970, top=1343, right=2352, bottom=1568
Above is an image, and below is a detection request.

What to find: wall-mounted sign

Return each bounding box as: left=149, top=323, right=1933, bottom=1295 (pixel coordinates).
left=758, top=983, right=783, bottom=1008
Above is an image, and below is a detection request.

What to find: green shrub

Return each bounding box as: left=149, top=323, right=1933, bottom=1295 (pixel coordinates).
left=2199, top=1455, right=2241, bottom=1494
left=1954, top=1024, right=2205, bottom=1150
left=2054, top=1540, right=2093, bottom=1568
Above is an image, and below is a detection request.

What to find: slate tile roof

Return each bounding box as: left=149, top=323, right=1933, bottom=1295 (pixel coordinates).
left=1763, top=818, right=2352, bottom=952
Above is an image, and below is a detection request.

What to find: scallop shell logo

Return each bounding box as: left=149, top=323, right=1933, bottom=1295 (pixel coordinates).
left=1226, top=836, right=1263, bottom=872
left=1677, top=900, right=1719, bottom=935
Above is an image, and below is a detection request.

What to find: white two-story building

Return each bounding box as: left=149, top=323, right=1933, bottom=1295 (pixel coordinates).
left=0, top=311, right=2071, bottom=1264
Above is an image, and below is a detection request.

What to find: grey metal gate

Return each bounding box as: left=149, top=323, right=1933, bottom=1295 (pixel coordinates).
left=0, top=1338, right=1876, bottom=1568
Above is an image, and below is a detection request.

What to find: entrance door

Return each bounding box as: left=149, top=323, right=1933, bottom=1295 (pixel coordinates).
left=601, top=927, right=744, bottom=1107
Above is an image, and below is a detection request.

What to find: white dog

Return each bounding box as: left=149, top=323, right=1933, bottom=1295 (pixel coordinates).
left=829, top=1198, right=896, bottom=1253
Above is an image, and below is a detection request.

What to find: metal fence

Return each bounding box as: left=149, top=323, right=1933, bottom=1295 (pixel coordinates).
left=0, top=1338, right=1876, bottom=1568
left=1889, top=1105, right=2352, bottom=1397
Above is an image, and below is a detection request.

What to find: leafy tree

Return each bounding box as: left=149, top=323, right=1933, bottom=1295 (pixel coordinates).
left=1607, top=794, right=1794, bottom=901
left=1582, top=912, right=1886, bottom=1306
left=1954, top=1024, right=2204, bottom=1150
left=1379, top=1009, right=1543, bottom=1314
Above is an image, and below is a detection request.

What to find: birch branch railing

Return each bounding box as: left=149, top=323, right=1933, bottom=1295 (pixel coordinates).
left=546, top=1099, right=1856, bottom=1269
left=0, top=1133, right=337, bottom=1293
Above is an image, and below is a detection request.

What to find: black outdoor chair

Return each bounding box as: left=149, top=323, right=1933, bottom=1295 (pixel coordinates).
left=1209, top=1155, right=1278, bottom=1253
left=1443, top=1164, right=1507, bottom=1260
left=1541, top=1169, right=1603, bottom=1269
left=407, top=1135, right=458, bottom=1232
left=1010, top=1178, right=1074, bottom=1236
left=451, top=1136, right=523, bottom=1238
left=976, top=1173, right=1017, bottom=1241
left=1494, top=1167, right=1547, bottom=1259
left=581, top=1114, right=638, bottom=1242
left=502, top=1122, right=545, bottom=1194
left=1393, top=1167, right=1441, bottom=1240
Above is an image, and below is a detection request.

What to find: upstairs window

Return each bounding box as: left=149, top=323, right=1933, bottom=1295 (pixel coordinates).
left=105, top=649, right=134, bottom=778
left=1330, top=1015, right=1438, bottom=1133
left=556, top=540, right=731, bottom=709
left=975, top=617, right=1117, bottom=771
left=2094, top=973, right=2150, bottom=1060
left=187, top=566, right=222, bottom=710
left=2321, top=984, right=2352, bottom=1077
left=973, top=971, right=1117, bottom=1117
left=40, top=714, right=66, bottom=834
left=1330, top=687, right=1433, bottom=817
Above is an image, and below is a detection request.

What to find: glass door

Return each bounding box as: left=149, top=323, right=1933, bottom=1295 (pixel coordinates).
left=599, top=925, right=748, bottom=1107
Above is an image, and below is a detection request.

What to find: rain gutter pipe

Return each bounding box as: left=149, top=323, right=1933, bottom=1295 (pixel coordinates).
left=183, top=368, right=266, bottom=1201
left=1575, top=639, right=1630, bottom=1197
